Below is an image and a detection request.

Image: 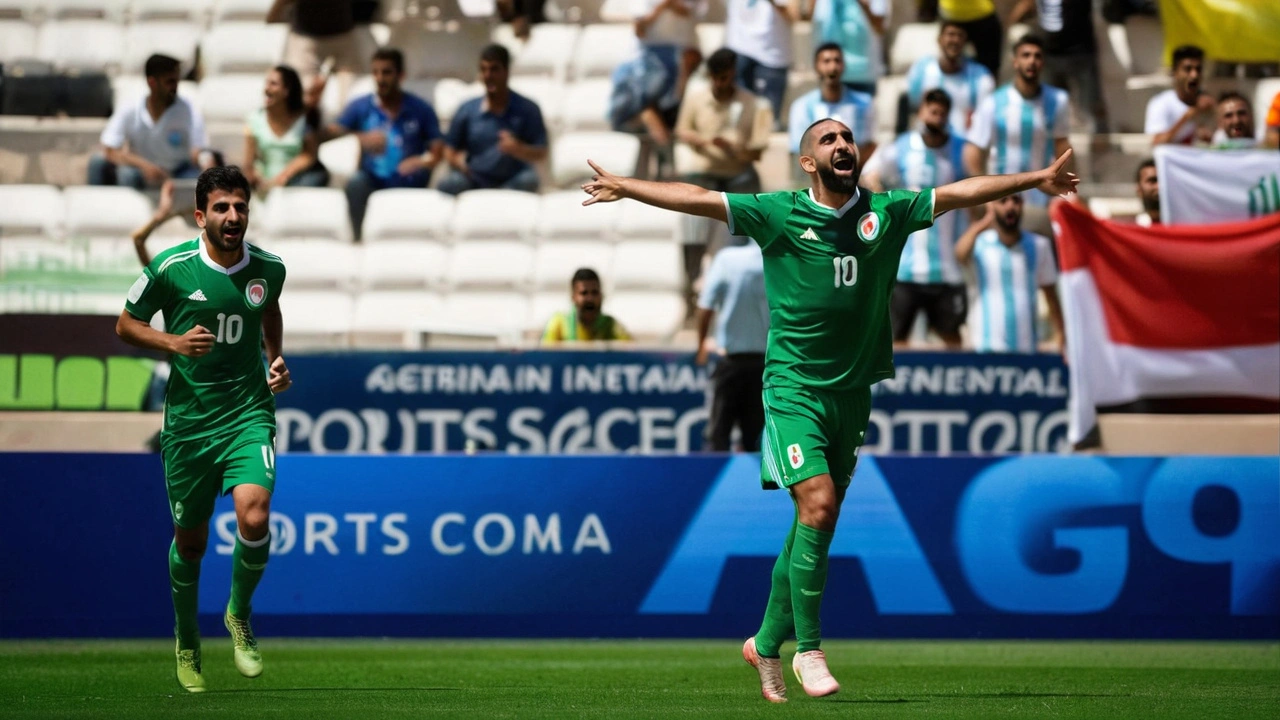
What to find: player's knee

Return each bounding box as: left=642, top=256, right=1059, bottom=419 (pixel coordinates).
left=800, top=504, right=839, bottom=532
left=238, top=507, right=270, bottom=538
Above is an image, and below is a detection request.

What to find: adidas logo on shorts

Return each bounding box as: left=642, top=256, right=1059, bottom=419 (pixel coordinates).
left=188, top=289, right=208, bottom=301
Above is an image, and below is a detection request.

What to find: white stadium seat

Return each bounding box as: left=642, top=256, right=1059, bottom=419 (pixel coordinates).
left=259, top=239, right=358, bottom=290
left=597, top=0, right=633, bottom=22
left=196, top=74, right=266, bottom=122
left=37, top=20, right=125, bottom=71
left=320, top=72, right=375, bottom=120
left=605, top=290, right=686, bottom=339
left=532, top=240, right=614, bottom=290
left=529, top=290, right=569, bottom=332
left=560, top=78, right=613, bottom=132
left=212, top=0, right=272, bottom=22
left=361, top=188, right=455, bottom=242
left=353, top=290, right=447, bottom=334
left=122, top=21, right=201, bottom=76
left=550, top=131, right=640, bottom=189
left=397, top=20, right=490, bottom=80
left=0, top=21, right=37, bottom=64
left=432, top=78, right=485, bottom=126
left=359, top=239, right=451, bottom=289
left=696, top=23, right=724, bottom=60
left=509, top=76, right=564, bottom=130
left=0, top=1, right=34, bottom=19
left=200, top=22, right=288, bottom=75
left=442, top=290, right=530, bottom=332
left=0, top=185, right=63, bottom=237
left=278, top=289, right=354, bottom=350
left=259, top=187, right=353, bottom=243
left=62, top=186, right=152, bottom=238
left=316, top=133, right=361, bottom=180
left=494, top=22, right=581, bottom=81
left=615, top=199, right=680, bottom=241
left=447, top=240, right=534, bottom=289
left=130, top=0, right=214, bottom=22
left=450, top=189, right=540, bottom=241
left=47, top=0, right=127, bottom=20
left=889, top=23, right=939, bottom=76
left=612, top=239, right=683, bottom=291
left=534, top=189, right=618, bottom=240
left=571, top=23, right=636, bottom=80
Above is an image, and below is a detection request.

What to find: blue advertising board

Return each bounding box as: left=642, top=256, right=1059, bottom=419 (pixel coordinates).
left=275, top=351, right=1068, bottom=455
left=2, top=453, right=1276, bottom=639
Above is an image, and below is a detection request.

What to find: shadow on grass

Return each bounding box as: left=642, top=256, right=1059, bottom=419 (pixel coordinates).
left=916, top=692, right=1122, bottom=699
left=201, top=687, right=464, bottom=695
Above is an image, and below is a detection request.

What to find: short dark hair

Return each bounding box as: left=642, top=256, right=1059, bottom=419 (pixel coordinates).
left=922, top=88, right=953, bottom=112
left=813, top=42, right=843, bottom=62
left=1135, top=158, right=1156, bottom=182
left=571, top=268, right=600, bottom=286
left=480, top=43, right=510, bottom=70
left=707, top=48, right=737, bottom=76
left=1218, top=90, right=1250, bottom=107
left=144, top=54, right=181, bottom=78
left=939, top=20, right=967, bottom=36
left=1013, top=34, right=1045, bottom=53
left=272, top=65, right=305, bottom=115
left=798, top=117, right=850, bottom=157
left=1171, top=44, right=1205, bottom=67
left=371, top=47, right=405, bottom=75
left=196, top=166, right=252, bottom=212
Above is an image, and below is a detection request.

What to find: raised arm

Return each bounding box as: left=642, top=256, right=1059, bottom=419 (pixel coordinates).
left=581, top=160, right=728, bottom=223
left=935, top=149, right=1078, bottom=216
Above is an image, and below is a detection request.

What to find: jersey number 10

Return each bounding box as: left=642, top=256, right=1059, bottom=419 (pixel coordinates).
left=832, top=256, right=859, bottom=288
left=216, top=313, right=244, bottom=344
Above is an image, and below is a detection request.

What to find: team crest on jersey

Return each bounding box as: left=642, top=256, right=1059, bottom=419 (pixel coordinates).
left=787, top=443, right=804, bottom=469
left=857, top=212, right=881, bottom=243
left=173, top=501, right=184, bottom=521
left=245, top=279, right=268, bottom=308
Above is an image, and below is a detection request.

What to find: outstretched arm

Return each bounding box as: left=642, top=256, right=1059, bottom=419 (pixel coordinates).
left=935, top=149, right=1078, bottom=216
left=581, top=160, right=728, bottom=223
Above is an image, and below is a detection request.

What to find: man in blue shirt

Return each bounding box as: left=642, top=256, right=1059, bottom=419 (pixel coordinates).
left=327, top=48, right=443, bottom=239
left=438, top=44, right=548, bottom=195
left=695, top=239, right=769, bottom=451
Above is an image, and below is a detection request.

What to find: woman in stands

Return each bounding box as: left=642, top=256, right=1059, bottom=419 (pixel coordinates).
left=243, top=65, right=330, bottom=191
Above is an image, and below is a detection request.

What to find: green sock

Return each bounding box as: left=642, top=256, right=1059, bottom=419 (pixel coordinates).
left=790, top=522, right=834, bottom=653
left=169, top=540, right=201, bottom=649
left=228, top=532, right=270, bottom=619
left=754, top=513, right=798, bottom=658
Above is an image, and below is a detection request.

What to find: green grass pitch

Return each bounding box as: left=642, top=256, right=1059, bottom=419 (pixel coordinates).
left=1, top=640, right=1276, bottom=719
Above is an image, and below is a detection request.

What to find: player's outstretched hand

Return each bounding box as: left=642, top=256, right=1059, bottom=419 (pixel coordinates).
left=173, top=325, right=215, bottom=358
left=1037, top=149, right=1079, bottom=198
left=268, top=356, right=292, bottom=394
left=581, top=160, right=625, bottom=206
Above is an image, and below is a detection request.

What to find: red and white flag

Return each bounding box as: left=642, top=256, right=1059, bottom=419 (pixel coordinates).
left=1051, top=201, right=1280, bottom=443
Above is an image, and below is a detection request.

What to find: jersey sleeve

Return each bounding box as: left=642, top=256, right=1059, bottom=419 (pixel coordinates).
left=885, top=188, right=936, bottom=249
left=100, top=105, right=129, bottom=149
left=123, top=263, right=173, bottom=321
left=1034, top=234, right=1058, bottom=286
left=723, top=192, right=780, bottom=250
left=905, top=59, right=925, bottom=106
left=966, top=95, right=994, bottom=150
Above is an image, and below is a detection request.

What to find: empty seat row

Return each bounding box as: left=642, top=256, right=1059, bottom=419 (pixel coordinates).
left=0, top=0, right=267, bottom=23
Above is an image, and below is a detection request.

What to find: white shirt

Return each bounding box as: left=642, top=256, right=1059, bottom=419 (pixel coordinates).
left=725, top=0, right=791, bottom=69
left=967, top=229, right=1057, bottom=353
left=632, top=0, right=704, bottom=50
left=905, top=55, right=995, bottom=135
left=967, top=83, right=1070, bottom=207
left=101, top=94, right=209, bottom=171
left=1144, top=88, right=1198, bottom=144
left=787, top=86, right=876, bottom=153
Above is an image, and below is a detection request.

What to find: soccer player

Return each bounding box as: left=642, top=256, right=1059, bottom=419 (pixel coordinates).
left=580, top=120, right=1076, bottom=702
left=115, top=166, right=291, bottom=693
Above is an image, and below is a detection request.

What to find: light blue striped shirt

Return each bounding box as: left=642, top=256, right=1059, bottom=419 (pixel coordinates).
left=966, top=84, right=1071, bottom=207
left=697, top=243, right=769, bottom=354
left=787, top=87, right=876, bottom=154
left=967, top=229, right=1058, bottom=353
left=905, top=55, right=995, bottom=136
left=871, top=130, right=968, bottom=284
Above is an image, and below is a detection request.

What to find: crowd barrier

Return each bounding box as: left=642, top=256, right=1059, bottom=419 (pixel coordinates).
left=2, top=453, right=1275, bottom=639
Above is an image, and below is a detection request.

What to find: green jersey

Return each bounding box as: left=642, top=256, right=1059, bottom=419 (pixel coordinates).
left=124, top=237, right=287, bottom=442
left=725, top=187, right=935, bottom=390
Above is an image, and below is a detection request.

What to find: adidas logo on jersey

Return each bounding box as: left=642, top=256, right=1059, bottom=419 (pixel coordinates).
left=800, top=227, right=819, bottom=241
left=188, top=289, right=208, bottom=301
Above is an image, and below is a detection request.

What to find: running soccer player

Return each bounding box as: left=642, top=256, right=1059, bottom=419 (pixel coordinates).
left=115, top=166, right=290, bottom=693
left=580, top=120, right=1076, bottom=702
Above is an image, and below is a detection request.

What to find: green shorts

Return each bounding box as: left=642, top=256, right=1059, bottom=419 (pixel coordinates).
left=760, top=384, right=872, bottom=490
left=161, top=425, right=277, bottom=528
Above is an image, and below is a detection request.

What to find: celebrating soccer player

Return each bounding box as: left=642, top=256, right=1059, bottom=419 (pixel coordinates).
left=581, top=120, right=1076, bottom=702
left=115, top=166, right=291, bottom=693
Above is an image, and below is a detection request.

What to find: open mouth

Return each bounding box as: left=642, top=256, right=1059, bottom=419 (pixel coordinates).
left=833, top=155, right=855, bottom=172
left=222, top=228, right=243, bottom=241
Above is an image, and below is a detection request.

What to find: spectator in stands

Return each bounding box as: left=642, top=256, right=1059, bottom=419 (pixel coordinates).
left=1008, top=0, right=1109, bottom=134
left=1266, top=92, right=1280, bottom=149
left=497, top=0, right=546, bottom=41
left=268, top=0, right=375, bottom=100
left=244, top=66, right=329, bottom=192
left=696, top=238, right=768, bottom=452
left=438, top=44, right=548, bottom=196
left=1214, top=92, right=1257, bottom=148
left=326, top=48, right=443, bottom=240
left=788, top=43, right=876, bottom=180
left=1145, top=45, right=1215, bottom=147
left=609, top=0, right=706, bottom=154
left=89, top=55, right=212, bottom=190
left=724, top=0, right=792, bottom=126
left=542, top=268, right=632, bottom=343
left=965, top=35, right=1071, bottom=237
left=1134, top=158, right=1159, bottom=227
left=955, top=194, right=1064, bottom=354
left=864, top=89, right=969, bottom=349
left=938, top=0, right=1002, bottom=79
left=799, top=0, right=888, bottom=96
left=905, top=21, right=995, bottom=136
left=676, top=48, right=773, bottom=196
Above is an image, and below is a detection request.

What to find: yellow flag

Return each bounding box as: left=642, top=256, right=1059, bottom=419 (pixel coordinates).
left=1158, top=0, right=1280, bottom=63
